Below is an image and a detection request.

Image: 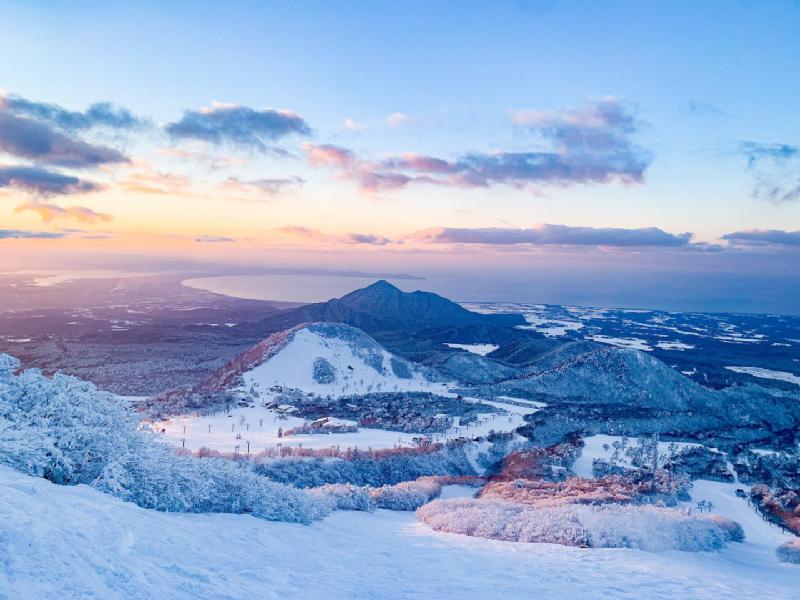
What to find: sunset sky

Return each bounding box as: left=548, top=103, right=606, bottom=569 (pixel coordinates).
left=1, top=1, right=799, bottom=311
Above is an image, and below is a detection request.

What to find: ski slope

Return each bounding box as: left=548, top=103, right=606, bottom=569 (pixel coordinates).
left=1, top=466, right=797, bottom=600
left=240, top=326, right=437, bottom=397
left=153, top=395, right=537, bottom=454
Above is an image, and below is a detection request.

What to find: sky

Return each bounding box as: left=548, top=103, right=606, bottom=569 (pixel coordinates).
left=0, top=0, right=799, bottom=312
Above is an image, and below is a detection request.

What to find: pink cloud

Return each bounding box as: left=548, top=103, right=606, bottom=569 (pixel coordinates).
left=15, top=201, right=112, bottom=224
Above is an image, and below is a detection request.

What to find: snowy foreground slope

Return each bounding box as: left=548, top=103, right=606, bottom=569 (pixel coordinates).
left=1, top=466, right=797, bottom=600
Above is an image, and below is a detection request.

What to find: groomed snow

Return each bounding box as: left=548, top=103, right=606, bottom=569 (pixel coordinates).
left=154, top=405, right=412, bottom=453
left=240, top=327, right=436, bottom=397
left=154, top=396, right=537, bottom=454
left=1, top=466, right=797, bottom=600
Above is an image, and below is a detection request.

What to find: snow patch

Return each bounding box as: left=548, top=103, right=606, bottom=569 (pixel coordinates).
left=655, top=341, right=695, bottom=351
left=724, top=366, right=800, bottom=386
left=444, top=343, right=499, bottom=356
left=587, top=335, right=652, bottom=352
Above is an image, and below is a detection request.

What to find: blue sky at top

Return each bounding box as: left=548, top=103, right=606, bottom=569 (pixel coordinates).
left=0, top=1, right=798, bottom=311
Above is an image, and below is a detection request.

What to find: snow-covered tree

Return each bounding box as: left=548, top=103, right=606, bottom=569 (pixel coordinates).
left=0, top=355, right=326, bottom=523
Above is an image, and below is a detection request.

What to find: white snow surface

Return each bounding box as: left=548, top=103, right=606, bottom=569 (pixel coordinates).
left=655, top=341, right=695, bottom=351
left=154, top=395, right=536, bottom=453
left=444, top=343, right=500, bottom=356
left=572, top=434, right=703, bottom=479
left=724, top=366, right=800, bottom=386
left=241, top=327, right=435, bottom=397
left=587, top=335, right=652, bottom=352
left=2, top=465, right=797, bottom=600
left=154, top=324, right=539, bottom=453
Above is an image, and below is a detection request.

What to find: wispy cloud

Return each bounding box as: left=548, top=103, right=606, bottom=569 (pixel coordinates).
left=739, top=141, right=800, bottom=203
left=1, top=93, right=143, bottom=131
left=15, top=201, right=112, bottom=224
left=386, top=112, right=411, bottom=127
left=411, top=224, right=692, bottom=248
left=0, top=228, right=66, bottom=239
left=306, top=99, right=651, bottom=193
left=119, top=167, right=192, bottom=196
left=305, top=143, right=357, bottom=168
left=158, top=148, right=248, bottom=170
left=0, top=165, right=101, bottom=196
left=194, top=235, right=236, bottom=243
left=344, top=233, right=392, bottom=245
left=277, top=225, right=326, bottom=240
left=343, top=117, right=365, bottom=131
left=218, top=176, right=304, bottom=197
left=686, top=101, right=728, bottom=117
left=277, top=225, right=393, bottom=246
left=166, top=101, right=311, bottom=152
left=722, top=229, right=800, bottom=247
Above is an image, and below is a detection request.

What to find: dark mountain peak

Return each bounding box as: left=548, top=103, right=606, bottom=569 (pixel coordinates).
left=340, top=279, right=403, bottom=303
left=367, top=279, right=400, bottom=291
left=249, top=279, right=527, bottom=337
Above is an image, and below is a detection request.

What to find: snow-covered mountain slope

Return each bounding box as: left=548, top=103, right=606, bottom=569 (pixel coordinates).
left=485, top=337, right=585, bottom=367
left=204, top=322, right=442, bottom=397
left=482, top=345, right=711, bottom=411
left=1, top=465, right=797, bottom=600
left=496, top=344, right=800, bottom=448
left=424, top=352, right=521, bottom=385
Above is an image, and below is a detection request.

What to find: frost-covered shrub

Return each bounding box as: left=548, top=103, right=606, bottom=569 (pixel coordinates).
left=370, top=477, right=443, bottom=510
left=575, top=505, right=743, bottom=551
left=487, top=438, right=581, bottom=481
left=587, top=464, right=691, bottom=506
left=776, top=539, right=800, bottom=564
left=418, top=498, right=588, bottom=546
left=312, top=357, right=336, bottom=384
left=371, top=485, right=430, bottom=510
left=663, top=446, right=733, bottom=482
left=310, top=477, right=449, bottom=512
left=591, top=459, right=629, bottom=477
left=417, top=499, right=744, bottom=552
left=390, top=357, right=412, bottom=379
left=749, top=484, right=800, bottom=534
left=0, top=356, right=135, bottom=485
left=310, top=483, right=374, bottom=512
left=254, top=447, right=476, bottom=488
left=95, top=446, right=326, bottom=523
left=284, top=390, right=490, bottom=434
left=736, top=450, right=800, bottom=495
left=475, top=436, right=530, bottom=473
left=283, top=421, right=358, bottom=436
left=0, top=355, right=326, bottom=523
left=358, top=413, right=451, bottom=434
